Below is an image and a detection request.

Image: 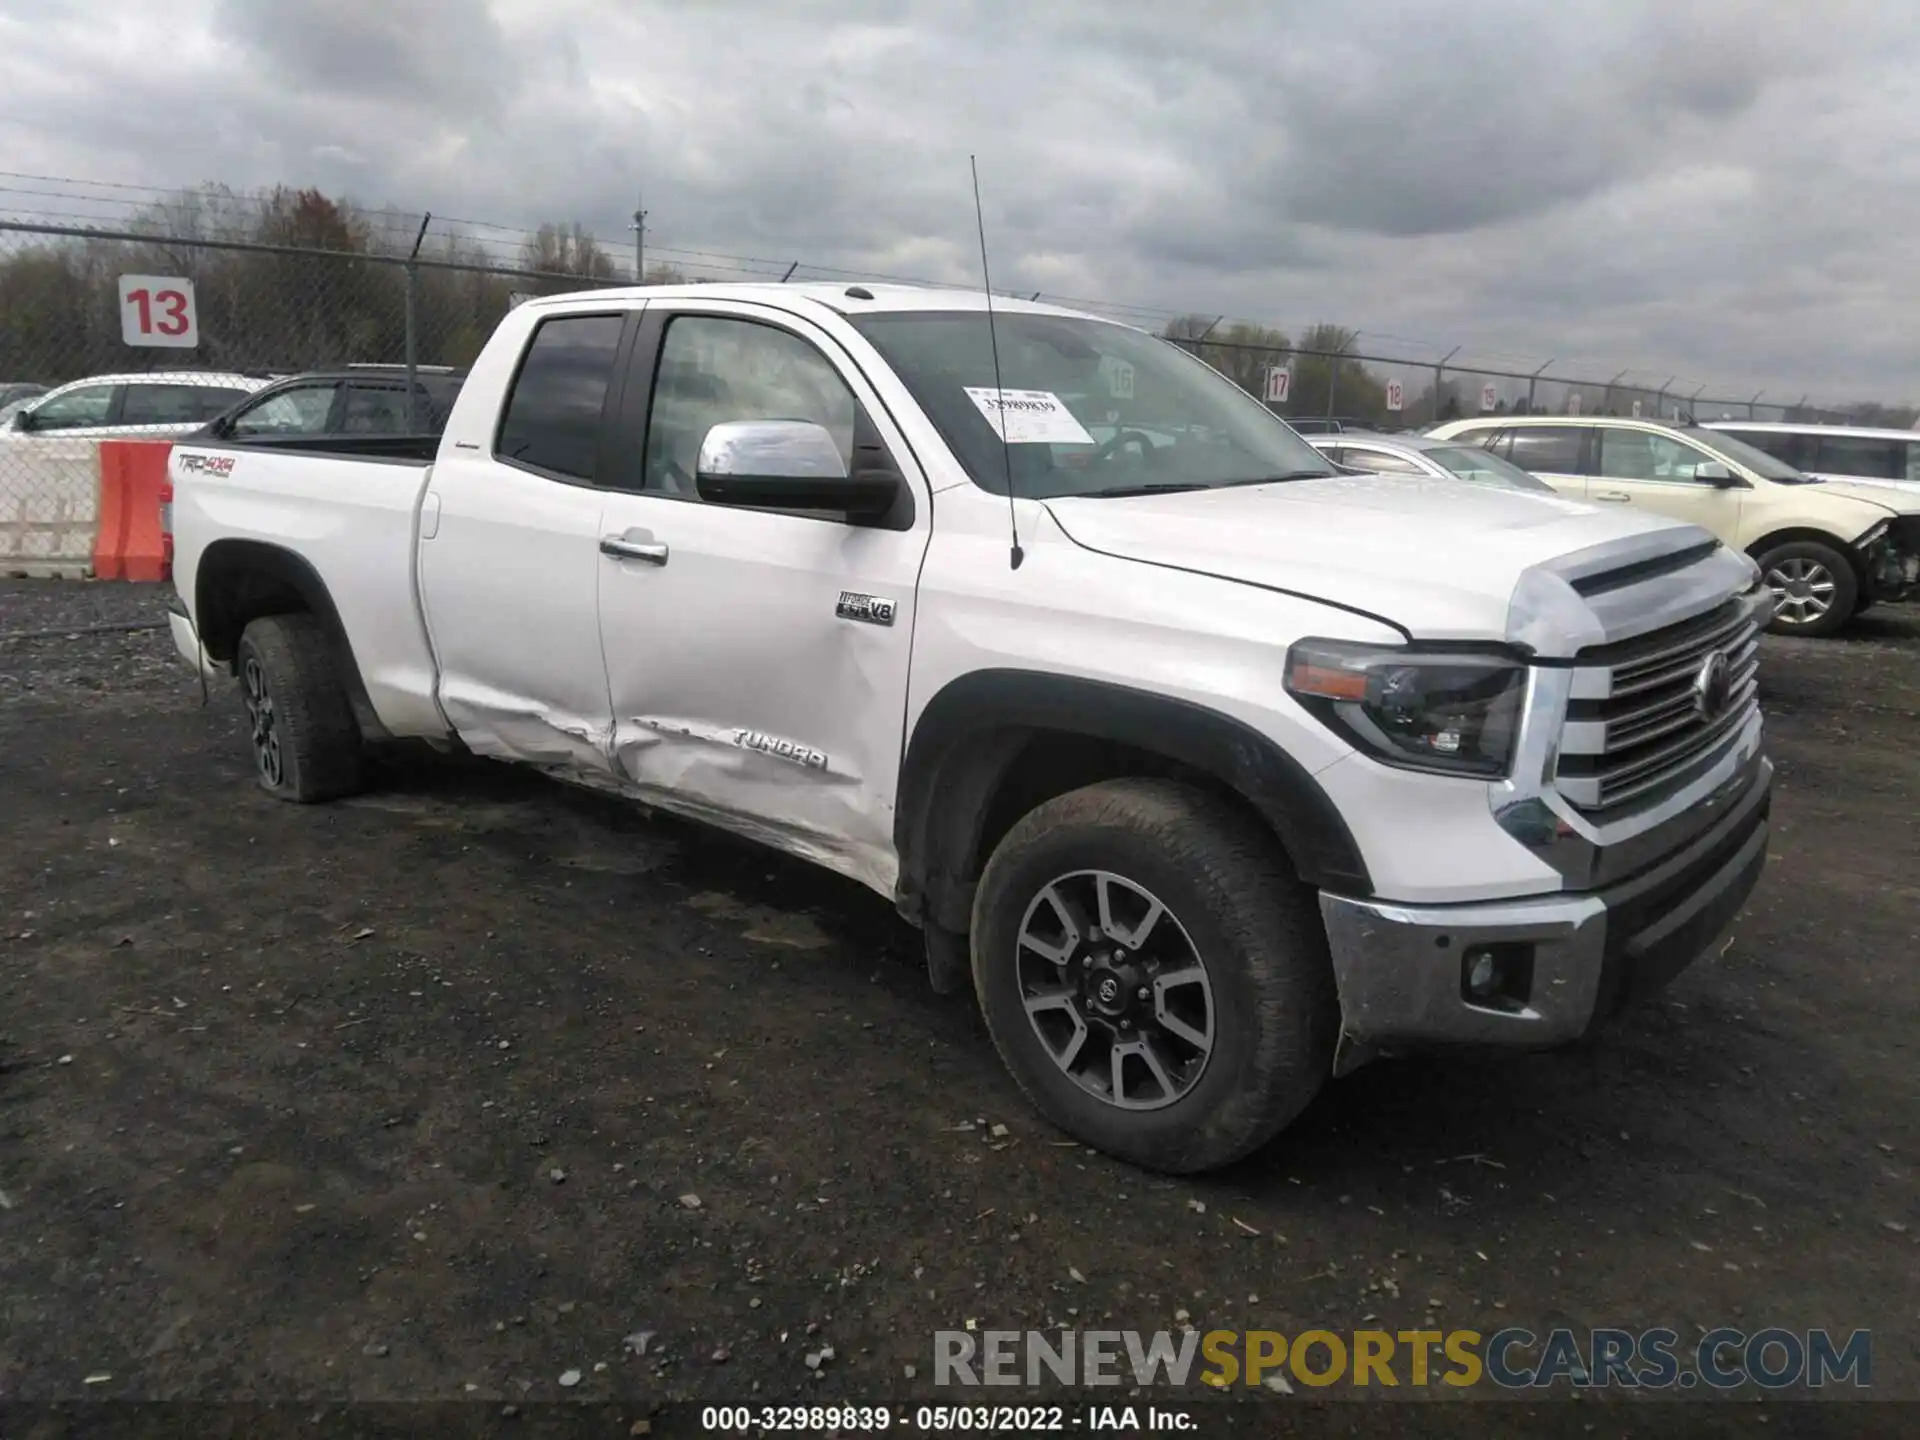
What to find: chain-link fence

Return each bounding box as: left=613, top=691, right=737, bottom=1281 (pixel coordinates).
left=1161, top=331, right=1842, bottom=435
left=0, top=214, right=1878, bottom=575
left=0, top=219, right=624, bottom=574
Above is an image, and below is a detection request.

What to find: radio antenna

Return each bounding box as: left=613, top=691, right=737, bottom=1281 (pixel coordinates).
left=971, top=155, right=1023, bottom=570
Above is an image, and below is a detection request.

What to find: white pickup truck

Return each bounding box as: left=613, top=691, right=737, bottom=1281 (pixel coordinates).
left=166, top=283, right=1774, bottom=1173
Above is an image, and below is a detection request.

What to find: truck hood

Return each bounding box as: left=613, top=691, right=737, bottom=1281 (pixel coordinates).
left=1045, top=474, right=1728, bottom=645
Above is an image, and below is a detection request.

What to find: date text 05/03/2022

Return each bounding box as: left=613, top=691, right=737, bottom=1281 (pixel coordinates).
left=700, top=1404, right=1195, bottom=1432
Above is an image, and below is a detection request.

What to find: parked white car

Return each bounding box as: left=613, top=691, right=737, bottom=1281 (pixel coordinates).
left=1429, top=415, right=1920, bottom=636
left=1, top=372, right=266, bottom=440
left=168, top=283, right=1772, bottom=1172
left=1703, top=421, right=1920, bottom=497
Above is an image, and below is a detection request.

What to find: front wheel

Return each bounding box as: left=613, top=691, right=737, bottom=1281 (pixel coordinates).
left=971, top=778, right=1337, bottom=1173
left=1757, top=540, right=1858, bottom=637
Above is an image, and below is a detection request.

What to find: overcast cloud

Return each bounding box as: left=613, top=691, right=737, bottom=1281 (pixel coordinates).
left=1, top=0, right=1917, bottom=399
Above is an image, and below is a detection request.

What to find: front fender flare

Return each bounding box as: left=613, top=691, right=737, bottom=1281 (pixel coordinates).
left=894, top=669, right=1369, bottom=933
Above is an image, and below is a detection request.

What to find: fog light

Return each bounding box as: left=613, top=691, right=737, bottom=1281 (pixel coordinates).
left=1466, top=949, right=1498, bottom=996
left=1459, top=942, right=1536, bottom=1012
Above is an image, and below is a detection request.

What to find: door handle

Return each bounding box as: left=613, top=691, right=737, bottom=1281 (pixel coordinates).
left=600, top=535, right=669, bottom=564
left=1591, top=489, right=1632, bottom=503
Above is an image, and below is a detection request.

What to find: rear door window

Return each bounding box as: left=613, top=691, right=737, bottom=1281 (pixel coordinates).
left=1811, top=435, right=1903, bottom=480
left=341, top=384, right=413, bottom=433
left=193, top=387, right=252, bottom=419
left=1719, top=428, right=1806, bottom=468
left=495, top=315, right=626, bottom=481
left=230, top=383, right=339, bottom=438
left=122, top=384, right=223, bottom=425
left=1504, top=426, right=1587, bottom=474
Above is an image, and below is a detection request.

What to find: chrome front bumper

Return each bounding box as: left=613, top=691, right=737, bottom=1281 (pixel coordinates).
left=1320, top=754, right=1771, bottom=1075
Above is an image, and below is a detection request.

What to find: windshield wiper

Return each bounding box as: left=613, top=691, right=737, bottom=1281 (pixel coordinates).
left=1216, top=470, right=1335, bottom=486
left=1077, top=482, right=1212, bottom=498
left=1078, top=471, right=1333, bottom=500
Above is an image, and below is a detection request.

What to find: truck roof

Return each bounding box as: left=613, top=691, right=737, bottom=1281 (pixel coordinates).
left=518, top=281, right=1116, bottom=324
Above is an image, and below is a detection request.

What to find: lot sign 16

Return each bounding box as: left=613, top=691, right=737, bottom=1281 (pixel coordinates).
left=118, top=275, right=199, bottom=348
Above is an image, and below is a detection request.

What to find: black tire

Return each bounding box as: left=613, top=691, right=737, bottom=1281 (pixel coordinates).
left=970, top=778, right=1337, bottom=1174
left=235, top=614, right=365, bottom=802
left=1755, top=539, right=1858, bottom=638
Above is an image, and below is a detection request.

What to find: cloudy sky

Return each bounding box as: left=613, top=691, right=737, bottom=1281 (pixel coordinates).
left=1, top=0, right=1917, bottom=401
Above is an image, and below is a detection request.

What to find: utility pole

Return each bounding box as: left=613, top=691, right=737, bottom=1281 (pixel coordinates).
left=1526, top=357, right=1555, bottom=415
left=629, top=194, right=647, bottom=283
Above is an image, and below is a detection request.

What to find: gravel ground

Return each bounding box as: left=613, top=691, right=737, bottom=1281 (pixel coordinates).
left=0, top=579, right=1914, bottom=1436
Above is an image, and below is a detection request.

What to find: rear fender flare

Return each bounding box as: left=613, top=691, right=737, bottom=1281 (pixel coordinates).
left=193, top=538, right=382, bottom=733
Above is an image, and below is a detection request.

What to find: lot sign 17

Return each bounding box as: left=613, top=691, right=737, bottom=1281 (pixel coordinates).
left=118, top=275, right=199, bottom=348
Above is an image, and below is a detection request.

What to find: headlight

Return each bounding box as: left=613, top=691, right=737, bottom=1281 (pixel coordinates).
left=1284, top=639, right=1527, bottom=778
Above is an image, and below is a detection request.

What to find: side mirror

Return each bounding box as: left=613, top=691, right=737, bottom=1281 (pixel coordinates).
left=695, top=419, right=899, bottom=520
left=1694, top=459, right=1738, bottom=487
left=10, top=408, right=34, bottom=433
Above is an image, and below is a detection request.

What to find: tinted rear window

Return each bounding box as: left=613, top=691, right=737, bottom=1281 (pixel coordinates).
left=1504, top=426, right=1586, bottom=474
left=495, top=317, right=625, bottom=480
left=1812, top=434, right=1904, bottom=481
left=1714, top=427, right=1805, bottom=467
left=124, top=384, right=247, bottom=425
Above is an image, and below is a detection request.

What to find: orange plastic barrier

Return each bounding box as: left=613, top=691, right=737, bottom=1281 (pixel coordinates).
left=92, top=440, right=175, bottom=582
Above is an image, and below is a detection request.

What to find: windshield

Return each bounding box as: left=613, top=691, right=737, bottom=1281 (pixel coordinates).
left=1683, top=426, right=1815, bottom=484
left=1424, top=443, right=1556, bottom=493
left=847, top=311, right=1337, bottom=498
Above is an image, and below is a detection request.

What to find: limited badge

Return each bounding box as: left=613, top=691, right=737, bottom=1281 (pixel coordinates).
left=836, top=591, right=897, bottom=627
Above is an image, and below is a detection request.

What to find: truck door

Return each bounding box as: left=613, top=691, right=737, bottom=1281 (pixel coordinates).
left=417, top=307, right=635, bottom=776
left=592, top=302, right=933, bottom=897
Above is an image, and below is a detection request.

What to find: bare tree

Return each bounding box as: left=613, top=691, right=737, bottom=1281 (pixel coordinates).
left=522, top=222, right=619, bottom=279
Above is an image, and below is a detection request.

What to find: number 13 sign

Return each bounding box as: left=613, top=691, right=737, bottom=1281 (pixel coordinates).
left=118, top=275, right=199, bottom=348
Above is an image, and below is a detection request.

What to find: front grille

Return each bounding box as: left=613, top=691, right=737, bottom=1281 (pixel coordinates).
left=1556, top=596, right=1761, bottom=816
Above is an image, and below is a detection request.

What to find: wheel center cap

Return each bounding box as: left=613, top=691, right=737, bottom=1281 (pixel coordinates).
left=1084, top=958, right=1139, bottom=1017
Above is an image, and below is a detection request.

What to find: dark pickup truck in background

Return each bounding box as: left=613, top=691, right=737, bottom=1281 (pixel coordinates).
left=196, top=364, right=467, bottom=445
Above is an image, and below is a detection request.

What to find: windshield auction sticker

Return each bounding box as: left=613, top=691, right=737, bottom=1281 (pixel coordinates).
left=964, top=387, right=1095, bottom=446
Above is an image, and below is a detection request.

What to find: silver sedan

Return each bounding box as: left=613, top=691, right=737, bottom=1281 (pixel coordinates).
left=1306, top=430, right=1556, bottom=493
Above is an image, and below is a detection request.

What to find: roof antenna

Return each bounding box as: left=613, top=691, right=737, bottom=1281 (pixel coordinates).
left=971, top=155, right=1023, bottom=570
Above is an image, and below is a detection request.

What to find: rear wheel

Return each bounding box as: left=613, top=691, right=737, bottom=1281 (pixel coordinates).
left=235, top=614, right=365, bottom=802
left=1757, top=540, right=1858, bottom=638
left=971, top=778, right=1337, bottom=1173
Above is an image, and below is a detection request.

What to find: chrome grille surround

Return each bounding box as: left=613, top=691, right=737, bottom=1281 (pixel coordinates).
left=1556, top=596, right=1763, bottom=816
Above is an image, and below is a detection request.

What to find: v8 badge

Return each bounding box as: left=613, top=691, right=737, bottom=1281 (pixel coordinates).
left=836, top=591, right=897, bottom=627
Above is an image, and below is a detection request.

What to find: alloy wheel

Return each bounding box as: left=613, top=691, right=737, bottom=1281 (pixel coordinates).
left=1765, top=556, right=1836, bottom=627
left=242, top=656, right=283, bottom=787
left=1015, top=870, right=1215, bottom=1111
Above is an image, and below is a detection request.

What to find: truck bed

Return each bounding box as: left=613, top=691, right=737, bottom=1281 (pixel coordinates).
left=169, top=441, right=447, bottom=739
